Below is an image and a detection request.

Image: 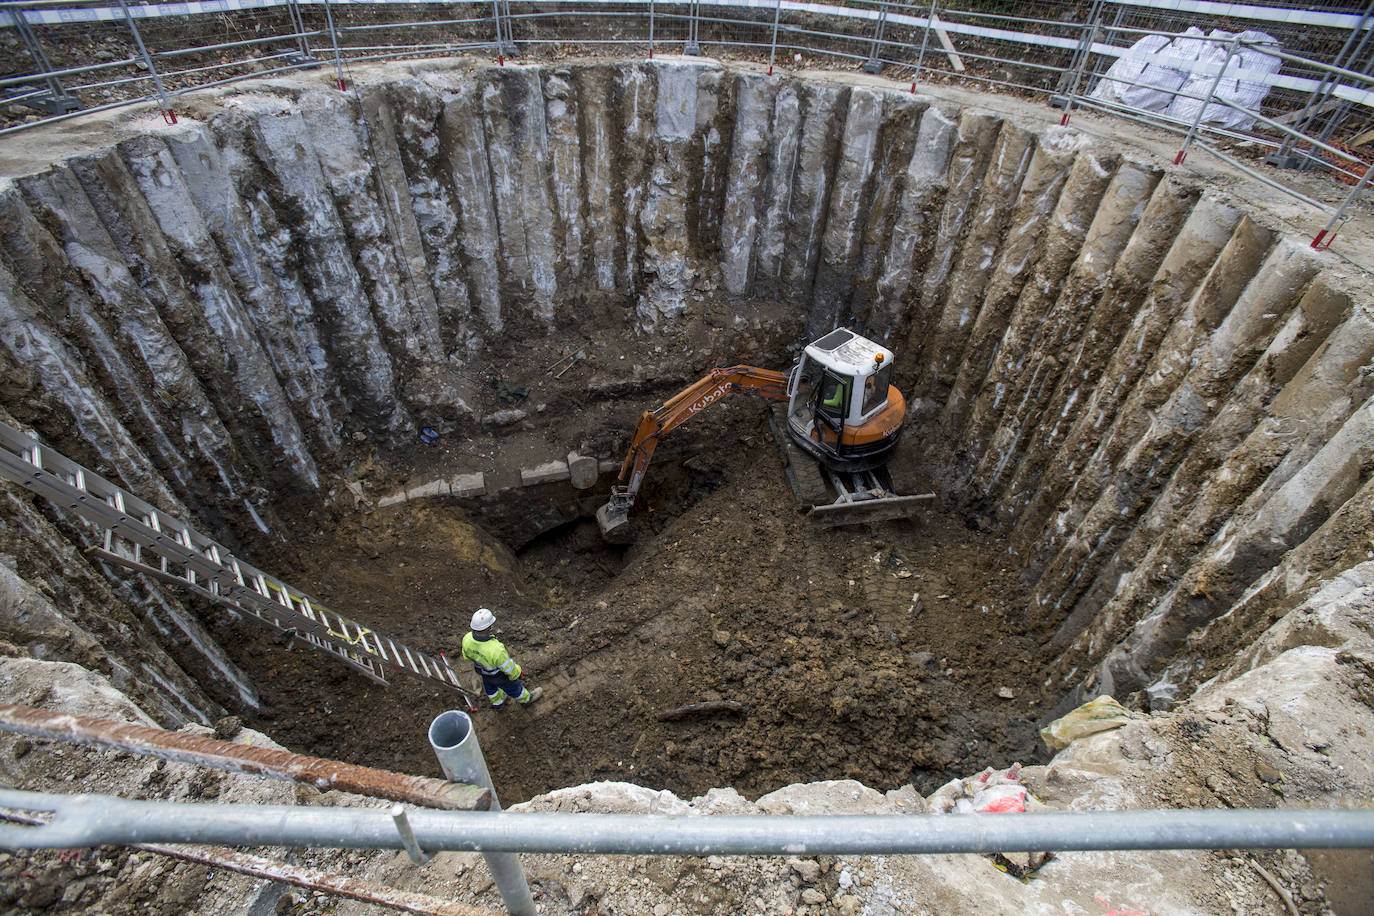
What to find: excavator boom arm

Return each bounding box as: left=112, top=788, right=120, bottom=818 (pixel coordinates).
left=613, top=365, right=789, bottom=507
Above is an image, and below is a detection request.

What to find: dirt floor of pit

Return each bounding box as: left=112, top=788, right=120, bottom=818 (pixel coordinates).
left=204, top=407, right=1054, bottom=805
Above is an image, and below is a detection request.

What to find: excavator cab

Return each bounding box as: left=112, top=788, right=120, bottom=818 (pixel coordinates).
left=785, top=328, right=905, bottom=473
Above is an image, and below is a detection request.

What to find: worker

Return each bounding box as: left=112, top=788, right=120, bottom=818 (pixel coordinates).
left=461, top=608, right=543, bottom=708
left=822, top=378, right=847, bottom=412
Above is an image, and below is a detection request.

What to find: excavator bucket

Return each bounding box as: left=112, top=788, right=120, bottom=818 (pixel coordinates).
left=595, top=500, right=635, bottom=544
left=807, top=492, right=936, bottom=527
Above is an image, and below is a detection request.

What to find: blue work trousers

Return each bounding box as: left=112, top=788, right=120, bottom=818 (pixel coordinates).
left=481, top=673, right=531, bottom=706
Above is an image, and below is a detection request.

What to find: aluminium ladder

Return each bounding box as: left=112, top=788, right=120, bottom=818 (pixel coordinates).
left=0, top=421, right=475, bottom=708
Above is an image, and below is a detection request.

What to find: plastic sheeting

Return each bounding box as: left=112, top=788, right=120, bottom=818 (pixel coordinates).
left=1090, top=28, right=1281, bottom=131
left=1039, top=695, right=1142, bottom=750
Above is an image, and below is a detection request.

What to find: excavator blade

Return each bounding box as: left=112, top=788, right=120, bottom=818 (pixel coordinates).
left=595, top=501, right=635, bottom=544
left=808, top=492, right=936, bottom=527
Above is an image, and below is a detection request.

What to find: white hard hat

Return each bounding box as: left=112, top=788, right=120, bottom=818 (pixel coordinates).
left=470, top=608, right=496, bottom=631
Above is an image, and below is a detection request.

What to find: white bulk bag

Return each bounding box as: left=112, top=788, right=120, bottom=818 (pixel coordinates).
left=1168, top=29, right=1281, bottom=130
left=1089, top=33, right=1172, bottom=106
left=1126, top=26, right=1211, bottom=112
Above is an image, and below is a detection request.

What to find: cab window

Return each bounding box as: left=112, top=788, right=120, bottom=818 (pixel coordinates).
left=862, top=363, right=892, bottom=415
left=818, top=373, right=850, bottom=417
left=794, top=357, right=823, bottom=405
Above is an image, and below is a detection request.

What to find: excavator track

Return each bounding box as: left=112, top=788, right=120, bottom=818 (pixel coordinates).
left=768, top=406, right=934, bottom=527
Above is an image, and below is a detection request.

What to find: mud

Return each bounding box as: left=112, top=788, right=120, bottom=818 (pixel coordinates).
left=220, top=418, right=1048, bottom=804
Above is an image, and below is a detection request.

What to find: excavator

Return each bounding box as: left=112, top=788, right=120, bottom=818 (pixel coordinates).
left=596, top=328, right=934, bottom=542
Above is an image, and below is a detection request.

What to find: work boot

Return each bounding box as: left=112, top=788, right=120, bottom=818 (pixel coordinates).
left=520, top=687, right=543, bottom=707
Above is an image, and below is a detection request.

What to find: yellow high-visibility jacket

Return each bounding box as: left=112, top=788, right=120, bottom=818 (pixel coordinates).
left=462, top=632, right=521, bottom=680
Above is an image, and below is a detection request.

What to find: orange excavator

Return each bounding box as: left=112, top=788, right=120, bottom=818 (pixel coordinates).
left=596, top=328, right=934, bottom=541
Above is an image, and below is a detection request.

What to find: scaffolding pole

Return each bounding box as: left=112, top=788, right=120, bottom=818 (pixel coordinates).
left=4, top=790, right=1373, bottom=855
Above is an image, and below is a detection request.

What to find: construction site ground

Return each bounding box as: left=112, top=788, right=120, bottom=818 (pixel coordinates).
left=215, top=407, right=1051, bottom=806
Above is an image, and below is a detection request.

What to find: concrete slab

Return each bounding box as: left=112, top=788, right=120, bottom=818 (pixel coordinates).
left=450, top=472, right=486, bottom=498
left=406, top=479, right=449, bottom=499
left=521, top=460, right=570, bottom=486
left=568, top=452, right=599, bottom=489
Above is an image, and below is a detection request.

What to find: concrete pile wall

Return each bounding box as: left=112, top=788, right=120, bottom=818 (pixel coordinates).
left=0, top=57, right=1370, bottom=719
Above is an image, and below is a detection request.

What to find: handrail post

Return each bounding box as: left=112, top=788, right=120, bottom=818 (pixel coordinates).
left=429, top=711, right=535, bottom=916
left=1056, top=0, right=1104, bottom=98
left=9, top=6, right=80, bottom=114
left=912, top=0, right=936, bottom=92
left=285, top=0, right=312, bottom=60
left=501, top=0, right=517, bottom=58
left=321, top=0, right=345, bottom=91
left=1175, top=34, right=1239, bottom=165
left=491, top=0, right=516, bottom=60
left=1311, top=161, right=1371, bottom=250
left=767, top=0, right=782, bottom=75
left=862, top=1, right=889, bottom=74
left=685, top=0, right=701, bottom=55
left=492, top=0, right=505, bottom=65
left=1059, top=14, right=1098, bottom=125
left=116, top=0, right=176, bottom=124
left=648, top=0, right=655, bottom=59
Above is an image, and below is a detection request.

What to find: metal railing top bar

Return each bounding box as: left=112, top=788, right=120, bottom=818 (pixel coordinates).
left=3, top=51, right=305, bottom=102
left=4, top=0, right=1367, bottom=105
left=933, top=7, right=1093, bottom=32
left=3, top=0, right=1372, bottom=33
left=332, top=15, right=494, bottom=35
left=3, top=789, right=1374, bottom=854
left=0, top=56, right=137, bottom=90
left=1105, top=0, right=1374, bottom=31
left=152, top=28, right=318, bottom=57
left=140, top=50, right=304, bottom=79
left=312, top=43, right=496, bottom=66
left=0, top=815, right=479, bottom=916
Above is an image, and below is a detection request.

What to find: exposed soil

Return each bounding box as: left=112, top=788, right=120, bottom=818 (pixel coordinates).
left=207, top=395, right=1052, bottom=805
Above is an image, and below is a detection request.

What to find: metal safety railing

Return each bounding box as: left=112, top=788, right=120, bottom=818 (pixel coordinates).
left=7, top=790, right=1374, bottom=856
left=1, top=1, right=1370, bottom=232
left=4, top=702, right=1374, bottom=916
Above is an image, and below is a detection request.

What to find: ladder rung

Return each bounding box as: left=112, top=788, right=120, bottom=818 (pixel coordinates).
left=414, top=649, right=434, bottom=677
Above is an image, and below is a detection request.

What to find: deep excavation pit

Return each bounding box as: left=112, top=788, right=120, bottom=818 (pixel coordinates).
left=251, top=416, right=1047, bottom=803
left=1, top=54, right=1373, bottom=913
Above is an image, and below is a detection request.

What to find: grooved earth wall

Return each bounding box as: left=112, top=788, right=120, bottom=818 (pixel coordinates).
left=0, top=57, right=1371, bottom=733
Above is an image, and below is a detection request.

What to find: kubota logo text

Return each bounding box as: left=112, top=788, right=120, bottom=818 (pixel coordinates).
left=687, top=385, right=728, bottom=414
